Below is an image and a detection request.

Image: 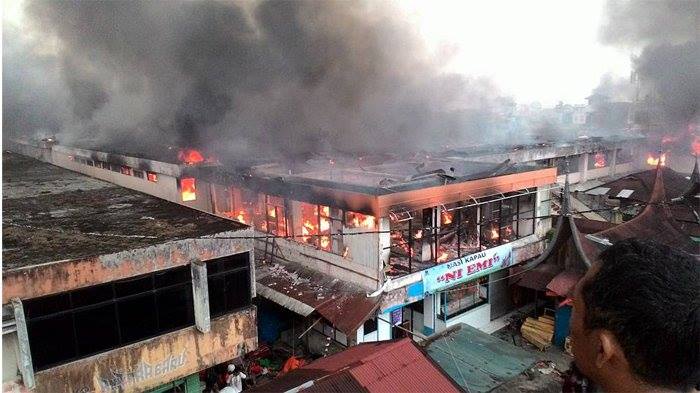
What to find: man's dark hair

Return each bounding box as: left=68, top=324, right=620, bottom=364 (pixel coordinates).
left=581, top=238, right=699, bottom=391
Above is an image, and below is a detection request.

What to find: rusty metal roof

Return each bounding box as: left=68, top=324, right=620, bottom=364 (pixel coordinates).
left=546, top=270, right=584, bottom=297
left=255, top=260, right=381, bottom=335
left=251, top=338, right=462, bottom=393
left=585, top=166, right=690, bottom=203
left=592, top=165, right=699, bottom=255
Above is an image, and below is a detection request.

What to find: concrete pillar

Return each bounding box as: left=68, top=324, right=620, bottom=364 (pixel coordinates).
left=610, top=148, right=618, bottom=177
left=11, top=298, right=34, bottom=389
left=580, top=154, right=589, bottom=181
left=378, top=311, right=392, bottom=340
left=423, top=295, right=435, bottom=335
left=191, top=261, right=211, bottom=333
left=378, top=217, right=391, bottom=287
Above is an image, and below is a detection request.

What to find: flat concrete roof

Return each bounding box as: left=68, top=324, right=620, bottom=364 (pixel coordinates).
left=2, top=152, right=245, bottom=270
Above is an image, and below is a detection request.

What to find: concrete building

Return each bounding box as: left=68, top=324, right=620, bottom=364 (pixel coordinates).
left=2, top=152, right=257, bottom=393
left=6, top=139, right=562, bottom=350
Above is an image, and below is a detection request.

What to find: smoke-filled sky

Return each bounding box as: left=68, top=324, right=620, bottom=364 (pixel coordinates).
left=2, top=0, right=696, bottom=157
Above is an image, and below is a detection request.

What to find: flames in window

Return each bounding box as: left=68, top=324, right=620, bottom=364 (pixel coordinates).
left=593, top=152, right=606, bottom=168
left=180, top=178, right=196, bottom=202
left=346, top=212, right=376, bottom=229
left=147, top=172, right=158, bottom=182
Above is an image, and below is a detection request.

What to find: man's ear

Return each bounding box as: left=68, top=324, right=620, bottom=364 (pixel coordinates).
left=595, top=329, right=625, bottom=369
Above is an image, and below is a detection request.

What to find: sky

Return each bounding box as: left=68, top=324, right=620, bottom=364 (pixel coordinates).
left=2, top=0, right=631, bottom=108
left=400, top=0, right=631, bottom=105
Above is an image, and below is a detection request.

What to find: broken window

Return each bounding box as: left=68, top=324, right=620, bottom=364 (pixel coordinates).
left=23, top=265, right=194, bottom=371
left=146, top=171, right=158, bottom=182
left=132, top=169, right=144, bottom=178
left=120, top=166, right=132, bottom=175
left=438, top=277, right=489, bottom=319
left=264, top=195, right=288, bottom=237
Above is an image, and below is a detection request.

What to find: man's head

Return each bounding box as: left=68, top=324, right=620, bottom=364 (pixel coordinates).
left=570, top=238, right=699, bottom=392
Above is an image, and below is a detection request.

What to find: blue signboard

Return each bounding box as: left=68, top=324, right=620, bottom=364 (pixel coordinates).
left=422, top=243, right=513, bottom=294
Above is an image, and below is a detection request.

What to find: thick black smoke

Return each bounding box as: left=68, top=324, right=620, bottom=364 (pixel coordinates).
left=599, top=1, right=699, bottom=131
left=4, top=0, right=504, bottom=158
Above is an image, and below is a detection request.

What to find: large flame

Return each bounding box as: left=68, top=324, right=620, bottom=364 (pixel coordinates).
left=180, top=178, right=196, bottom=201
left=692, top=136, right=700, bottom=155
left=646, top=153, right=667, bottom=166
left=437, top=251, right=449, bottom=263
left=178, top=148, right=205, bottom=165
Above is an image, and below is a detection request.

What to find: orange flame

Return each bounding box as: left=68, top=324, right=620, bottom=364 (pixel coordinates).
left=441, top=210, right=453, bottom=225
left=437, top=251, right=449, bottom=263
left=593, top=152, right=606, bottom=168
left=178, top=148, right=205, bottom=165
left=490, top=228, right=499, bottom=240
left=268, top=207, right=276, bottom=218
left=236, top=210, right=249, bottom=224
left=342, top=246, right=349, bottom=258
left=348, top=212, right=376, bottom=229
left=180, top=178, right=196, bottom=202
left=646, top=153, right=667, bottom=166
left=414, top=230, right=423, bottom=239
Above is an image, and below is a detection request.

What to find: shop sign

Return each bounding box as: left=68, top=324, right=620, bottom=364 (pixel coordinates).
left=422, top=244, right=513, bottom=294
left=390, top=308, right=402, bottom=325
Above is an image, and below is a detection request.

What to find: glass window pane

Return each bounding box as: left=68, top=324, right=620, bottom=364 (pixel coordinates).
left=70, top=283, right=114, bottom=308
left=74, top=304, right=119, bottom=356
left=28, top=314, right=76, bottom=370
left=156, top=285, right=194, bottom=332
left=23, top=293, right=70, bottom=319
left=155, top=266, right=191, bottom=288
left=115, top=274, right=153, bottom=297
left=118, top=295, right=158, bottom=343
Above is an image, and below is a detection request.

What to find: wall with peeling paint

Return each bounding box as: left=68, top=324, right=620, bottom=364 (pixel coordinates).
left=3, top=229, right=254, bottom=303
left=31, top=308, right=257, bottom=393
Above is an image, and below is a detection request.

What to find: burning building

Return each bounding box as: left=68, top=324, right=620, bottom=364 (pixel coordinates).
left=2, top=152, right=257, bottom=393
left=6, top=138, right=560, bottom=344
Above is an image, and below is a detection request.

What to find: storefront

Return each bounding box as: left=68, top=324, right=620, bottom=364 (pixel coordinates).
left=390, top=243, right=516, bottom=337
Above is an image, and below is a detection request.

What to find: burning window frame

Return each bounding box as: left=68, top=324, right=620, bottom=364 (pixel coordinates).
left=388, top=192, right=536, bottom=275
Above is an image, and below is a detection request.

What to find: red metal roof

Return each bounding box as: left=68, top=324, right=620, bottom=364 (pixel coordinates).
left=252, top=339, right=462, bottom=393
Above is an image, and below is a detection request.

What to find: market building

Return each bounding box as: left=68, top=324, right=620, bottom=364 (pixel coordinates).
left=7, top=138, right=560, bottom=349
left=2, top=152, right=257, bottom=393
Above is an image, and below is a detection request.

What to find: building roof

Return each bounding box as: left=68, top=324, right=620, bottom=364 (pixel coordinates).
left=255, top=260, right=381, bottom=336
left=250, top=338, right=462, bottom=393
left=591, top=164, right=699, bottom=255
left=422, top=324, right=539, bottom=393
left=2, top=152, right=244, bottom=270
left=584, top=166, right=690, bottom=203
left=512, top=175, right=597, bottom=291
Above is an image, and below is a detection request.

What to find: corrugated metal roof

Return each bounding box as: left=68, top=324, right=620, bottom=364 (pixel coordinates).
left=422, top=324, right=539, bottom=393
left=592, top=166, right=698, bottom=255
left=251, top=339, right=462, bottom=393
left=256, top=260, right=381, bottom=335
left=546, top=270, right=584, bottom=297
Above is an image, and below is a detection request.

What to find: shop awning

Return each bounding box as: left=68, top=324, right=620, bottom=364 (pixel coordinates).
left=256, top=260, right=381, bottom=336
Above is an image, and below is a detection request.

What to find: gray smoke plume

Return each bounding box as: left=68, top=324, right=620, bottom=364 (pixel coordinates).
left=599, top=1, right=700, bottom=131
left=4, top=0, right=505, bottom=159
